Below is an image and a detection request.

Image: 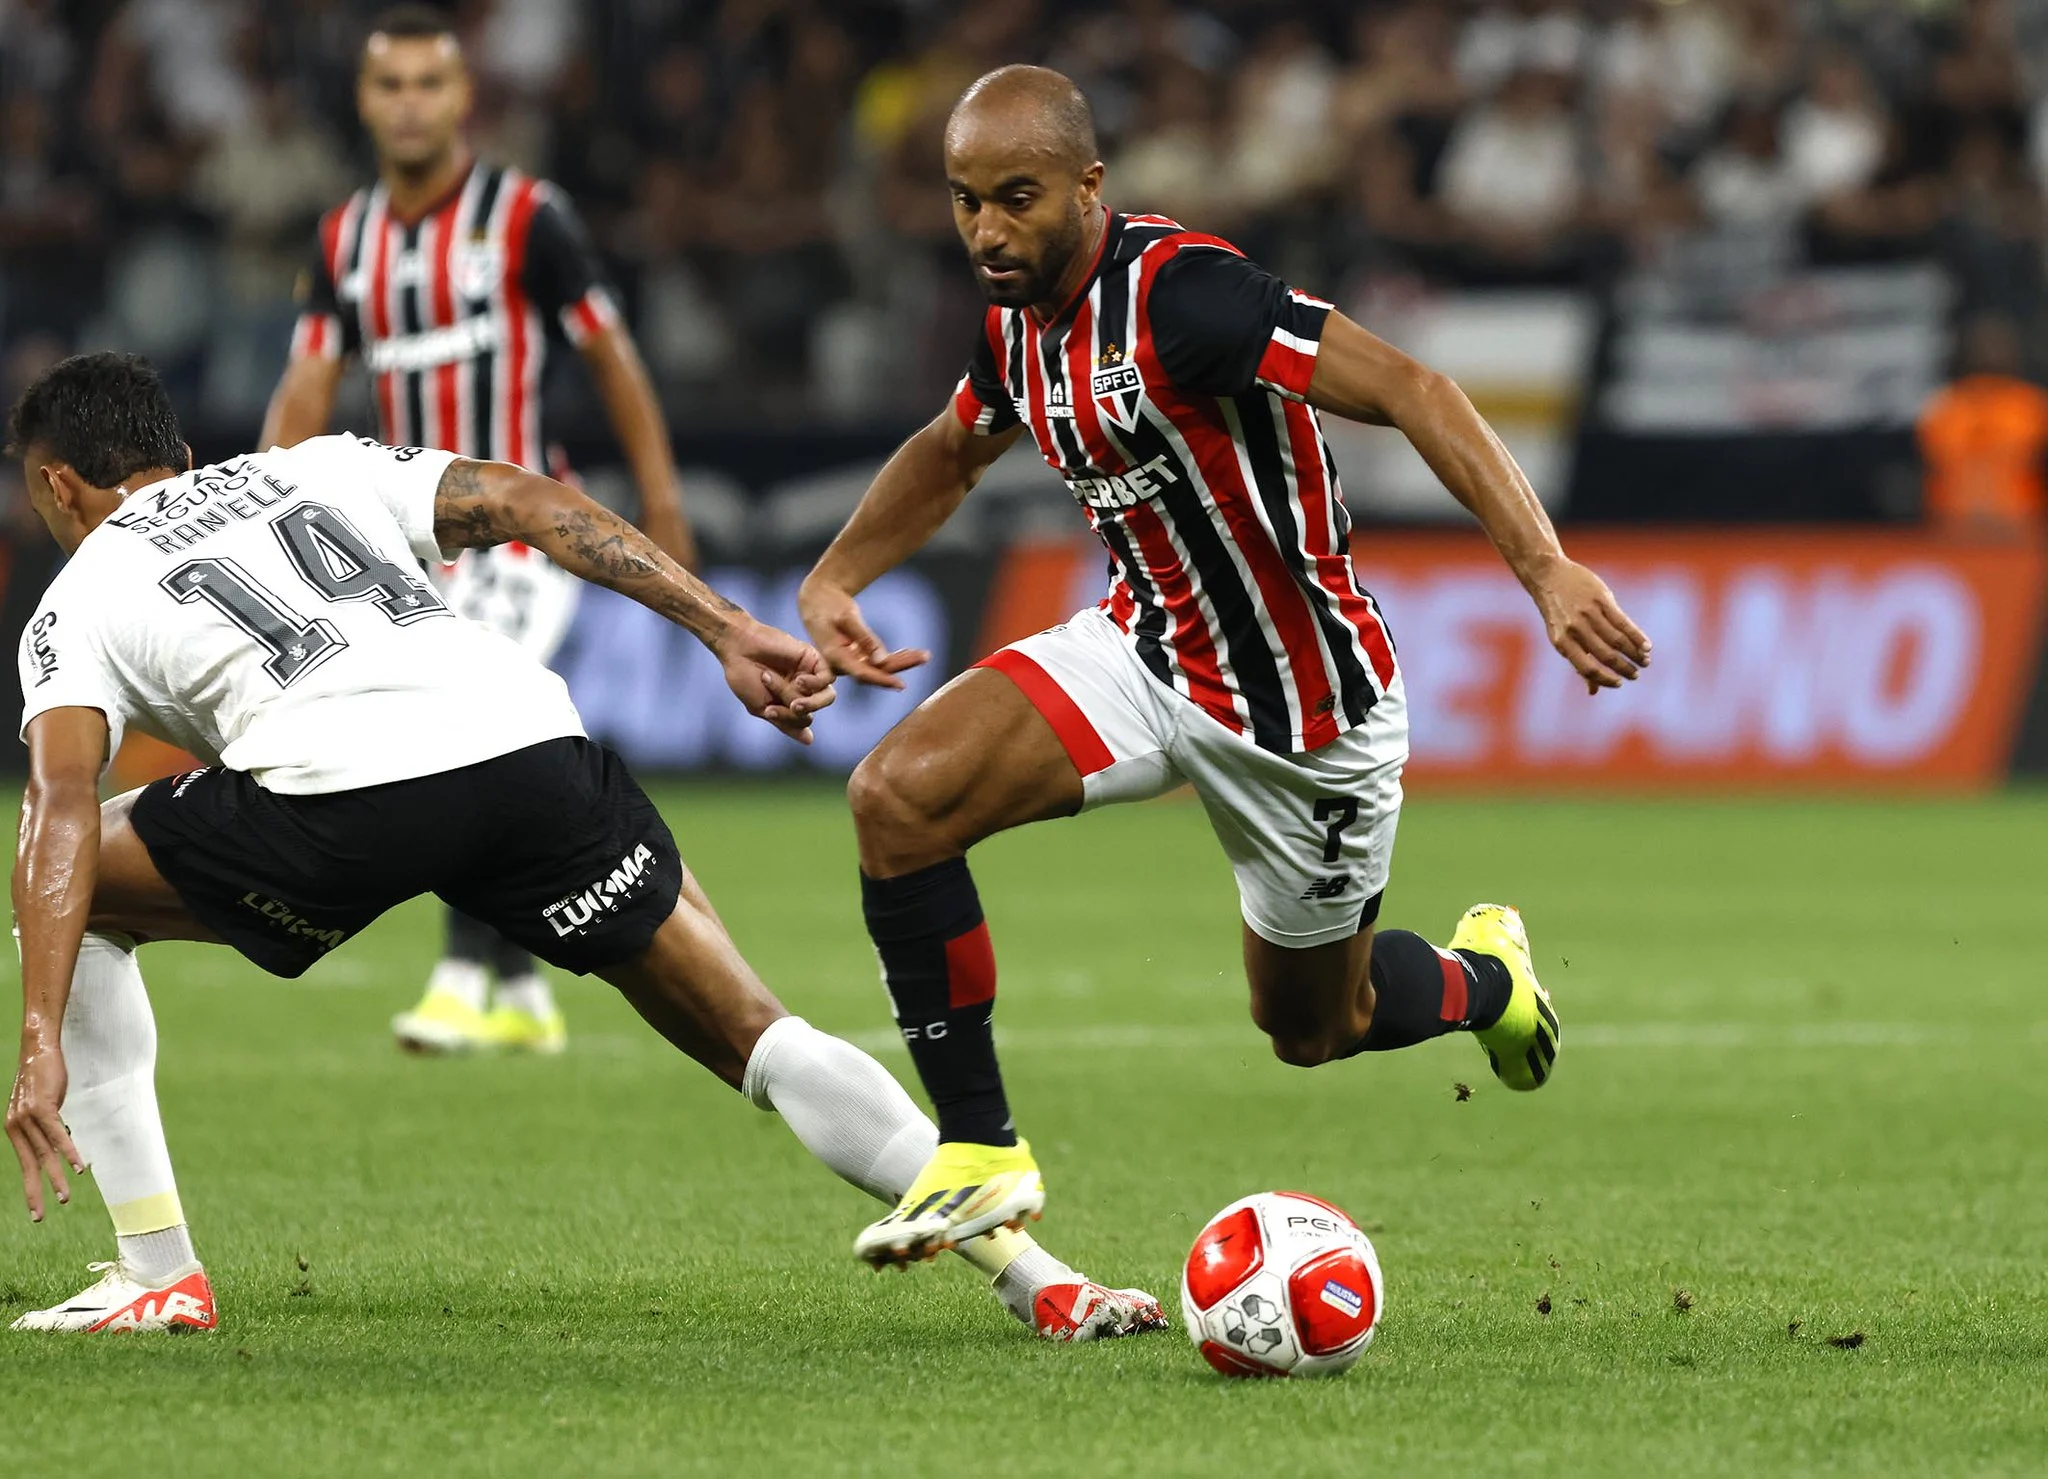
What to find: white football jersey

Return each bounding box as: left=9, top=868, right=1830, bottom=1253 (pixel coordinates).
left=17, top=435, right=586, bottom=794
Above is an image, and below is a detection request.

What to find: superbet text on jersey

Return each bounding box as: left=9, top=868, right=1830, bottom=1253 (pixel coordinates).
left=16, top=436, right=584, bottom=793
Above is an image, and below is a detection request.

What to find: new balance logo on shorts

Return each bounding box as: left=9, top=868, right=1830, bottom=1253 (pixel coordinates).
left=544, top=842, right=657, bottom=938
left=1300, top=875, right=1353, bottom=900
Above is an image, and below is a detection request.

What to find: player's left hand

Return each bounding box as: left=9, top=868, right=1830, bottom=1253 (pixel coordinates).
left=6, top=1034, right=81, bottom=1222
left=1530, top=557, right=1651, bottom=694
left=717, top=616, right=838, bottom=744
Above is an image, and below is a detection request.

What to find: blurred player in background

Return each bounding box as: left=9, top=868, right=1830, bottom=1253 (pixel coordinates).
left=801, top=68, right=1651, bottom=1265
left=261, top=4, right=695, bottom=1058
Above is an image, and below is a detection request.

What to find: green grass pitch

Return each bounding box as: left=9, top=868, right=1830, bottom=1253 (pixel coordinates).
left=4, top=785, right=2046, bottom=1476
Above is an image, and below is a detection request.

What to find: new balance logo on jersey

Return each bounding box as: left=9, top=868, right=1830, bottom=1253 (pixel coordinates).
left=27, top=612, right=58, bottom=687
left=545, top=842, right=657, bottom=937
left=1300, top=875, right=1353, bottom=900
left=1067, top=453, right=1180, bottom=511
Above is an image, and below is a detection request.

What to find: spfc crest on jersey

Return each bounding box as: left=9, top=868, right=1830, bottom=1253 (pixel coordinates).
left=456, top=237, right=504, bottom=302
left=1091, top=342, right=1144, bottom=432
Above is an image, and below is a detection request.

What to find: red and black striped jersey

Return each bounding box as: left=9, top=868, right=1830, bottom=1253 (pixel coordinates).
left=287, top=161, right=619, bottom=474
left=953, top=212, right=1398, bottom=755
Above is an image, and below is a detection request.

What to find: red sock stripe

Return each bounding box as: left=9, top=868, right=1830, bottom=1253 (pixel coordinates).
left=944, top=921, right=997, bottom=1010
left=1437, top=950, right=1468, bottom=1024
left=977, top=648, right=1115, bottom=777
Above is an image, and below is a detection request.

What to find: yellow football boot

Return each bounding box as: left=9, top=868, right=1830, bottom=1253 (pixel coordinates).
left=1450, top=903, right=1559, bottom=1091
left=391, top=987, right=493, bottom=1055
left=854, top=1140, right=1044, bottom=1268
left=482, top=1002, right=568, bottom=1055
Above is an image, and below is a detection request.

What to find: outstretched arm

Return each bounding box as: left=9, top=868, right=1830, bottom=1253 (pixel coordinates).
left=432, top=457, right=834, bottom=741
left=578, top=323, right=697, bottom=570
left=7, top=707, right=109, bottom=1219
left=798, top=411, right=1023, bottom=686
left=1306, top=311, right=1650, bottom=692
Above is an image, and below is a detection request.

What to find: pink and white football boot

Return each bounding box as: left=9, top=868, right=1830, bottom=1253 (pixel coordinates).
left=9, top=1262, right=217, bottom=1333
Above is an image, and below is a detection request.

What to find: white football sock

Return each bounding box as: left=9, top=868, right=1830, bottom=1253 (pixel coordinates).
left=494, top=972, right=557, bottom=1019
left=739, top=1016, right=1078, bottom=1321
left=55, top=932, right=194, bottom=1280
left=425, top=959, right=489, bottom=1013
left=741, top=1016, right=934, bottom=1201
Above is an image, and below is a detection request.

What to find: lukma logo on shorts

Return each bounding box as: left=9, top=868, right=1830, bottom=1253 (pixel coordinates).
left=238, top=892, right=346, bottom=951
left=544, top=842, right=656, bottom=937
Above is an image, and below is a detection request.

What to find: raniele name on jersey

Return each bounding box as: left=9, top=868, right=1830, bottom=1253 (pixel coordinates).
left=954, top=213, right=1398, bottom=757
left=290, top=162, right=619, bottom=473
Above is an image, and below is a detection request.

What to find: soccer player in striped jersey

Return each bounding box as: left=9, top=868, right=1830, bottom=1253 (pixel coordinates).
left=260, top=5, right=695, bottom=1058
left=800, top=67, right=1653, bottom=1265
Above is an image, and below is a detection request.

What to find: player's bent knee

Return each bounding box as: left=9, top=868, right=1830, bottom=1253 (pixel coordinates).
left=847, top=744, right=956, bottom=848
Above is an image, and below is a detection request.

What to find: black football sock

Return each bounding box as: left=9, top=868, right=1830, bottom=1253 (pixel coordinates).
left=860, top=858, right=1015, bottom=1147
left=443, top=907, right=498, bottom=967
left=489, top=933, right=538, bottom=983
left=1346, top=929, right=1514, bottom=1055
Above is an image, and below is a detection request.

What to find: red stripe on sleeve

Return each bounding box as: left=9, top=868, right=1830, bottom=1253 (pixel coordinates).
left=951, top=375, right=990, bottom=430
left=289, top=314, right=337, bottom=361
left=975, top=648, right=1115, bottom=777
left=1254, top=335, right=1319, bottom=400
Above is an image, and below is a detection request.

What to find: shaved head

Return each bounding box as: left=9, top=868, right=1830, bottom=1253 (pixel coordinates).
left=944, top=67, right=1106, bottom=310
left=946, top=65, right=1099, bottom=174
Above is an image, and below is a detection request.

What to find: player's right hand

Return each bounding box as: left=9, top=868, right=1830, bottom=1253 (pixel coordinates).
left=6, top=1034, right=80, bottom=1222
left=796, top=577, right=930, bottom=690
left=716, top=616, right=838, bottom=744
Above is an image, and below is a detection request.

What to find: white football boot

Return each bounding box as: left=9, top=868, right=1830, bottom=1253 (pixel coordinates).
left=9, top=1262, right=217, bottom=1333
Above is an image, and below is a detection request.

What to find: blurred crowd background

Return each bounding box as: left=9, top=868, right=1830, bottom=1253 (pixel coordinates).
left=4, top=0, right=2048, bottom=468
left=6, top=0, right=2048, bottom=787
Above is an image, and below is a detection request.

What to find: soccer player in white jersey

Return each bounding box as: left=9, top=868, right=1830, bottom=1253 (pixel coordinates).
left=3, top=353, right=1164, bottom=1342
left=262, top=4, right=698, bottom=1057
left=800, top=69, right=1652, bottom=1264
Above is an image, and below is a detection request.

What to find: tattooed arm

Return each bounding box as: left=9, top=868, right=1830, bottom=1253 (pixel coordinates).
left=431, top=457, right=836, bottom=740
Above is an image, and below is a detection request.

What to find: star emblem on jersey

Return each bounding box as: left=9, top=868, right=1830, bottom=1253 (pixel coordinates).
left=1096, top=343, right=1123, bottom=367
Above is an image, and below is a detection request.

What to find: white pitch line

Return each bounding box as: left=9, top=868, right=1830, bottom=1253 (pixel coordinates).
left=834, top=1020, right=2029, bottom=1055
left=448, top=1021, right=2048, bottom=1062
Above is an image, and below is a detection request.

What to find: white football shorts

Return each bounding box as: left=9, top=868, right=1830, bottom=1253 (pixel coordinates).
left=437, top=544, right=583, bottom=664
left=980, top=606, right=1408, bottom=949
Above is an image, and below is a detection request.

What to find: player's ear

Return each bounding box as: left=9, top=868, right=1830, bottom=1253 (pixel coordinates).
left=1078, top=161, right=1104, bottom=206
left=41, top=462, right=82, bottom=515
left=179, top=441, right=194, bottom=473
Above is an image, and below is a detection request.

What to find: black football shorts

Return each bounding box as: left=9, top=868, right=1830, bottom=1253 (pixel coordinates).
left=130, top=737, right=682, bottom=978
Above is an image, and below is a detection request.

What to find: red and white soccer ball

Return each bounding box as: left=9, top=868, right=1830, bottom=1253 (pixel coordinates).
left=1181, top=1191, right=1383, bottom=1378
